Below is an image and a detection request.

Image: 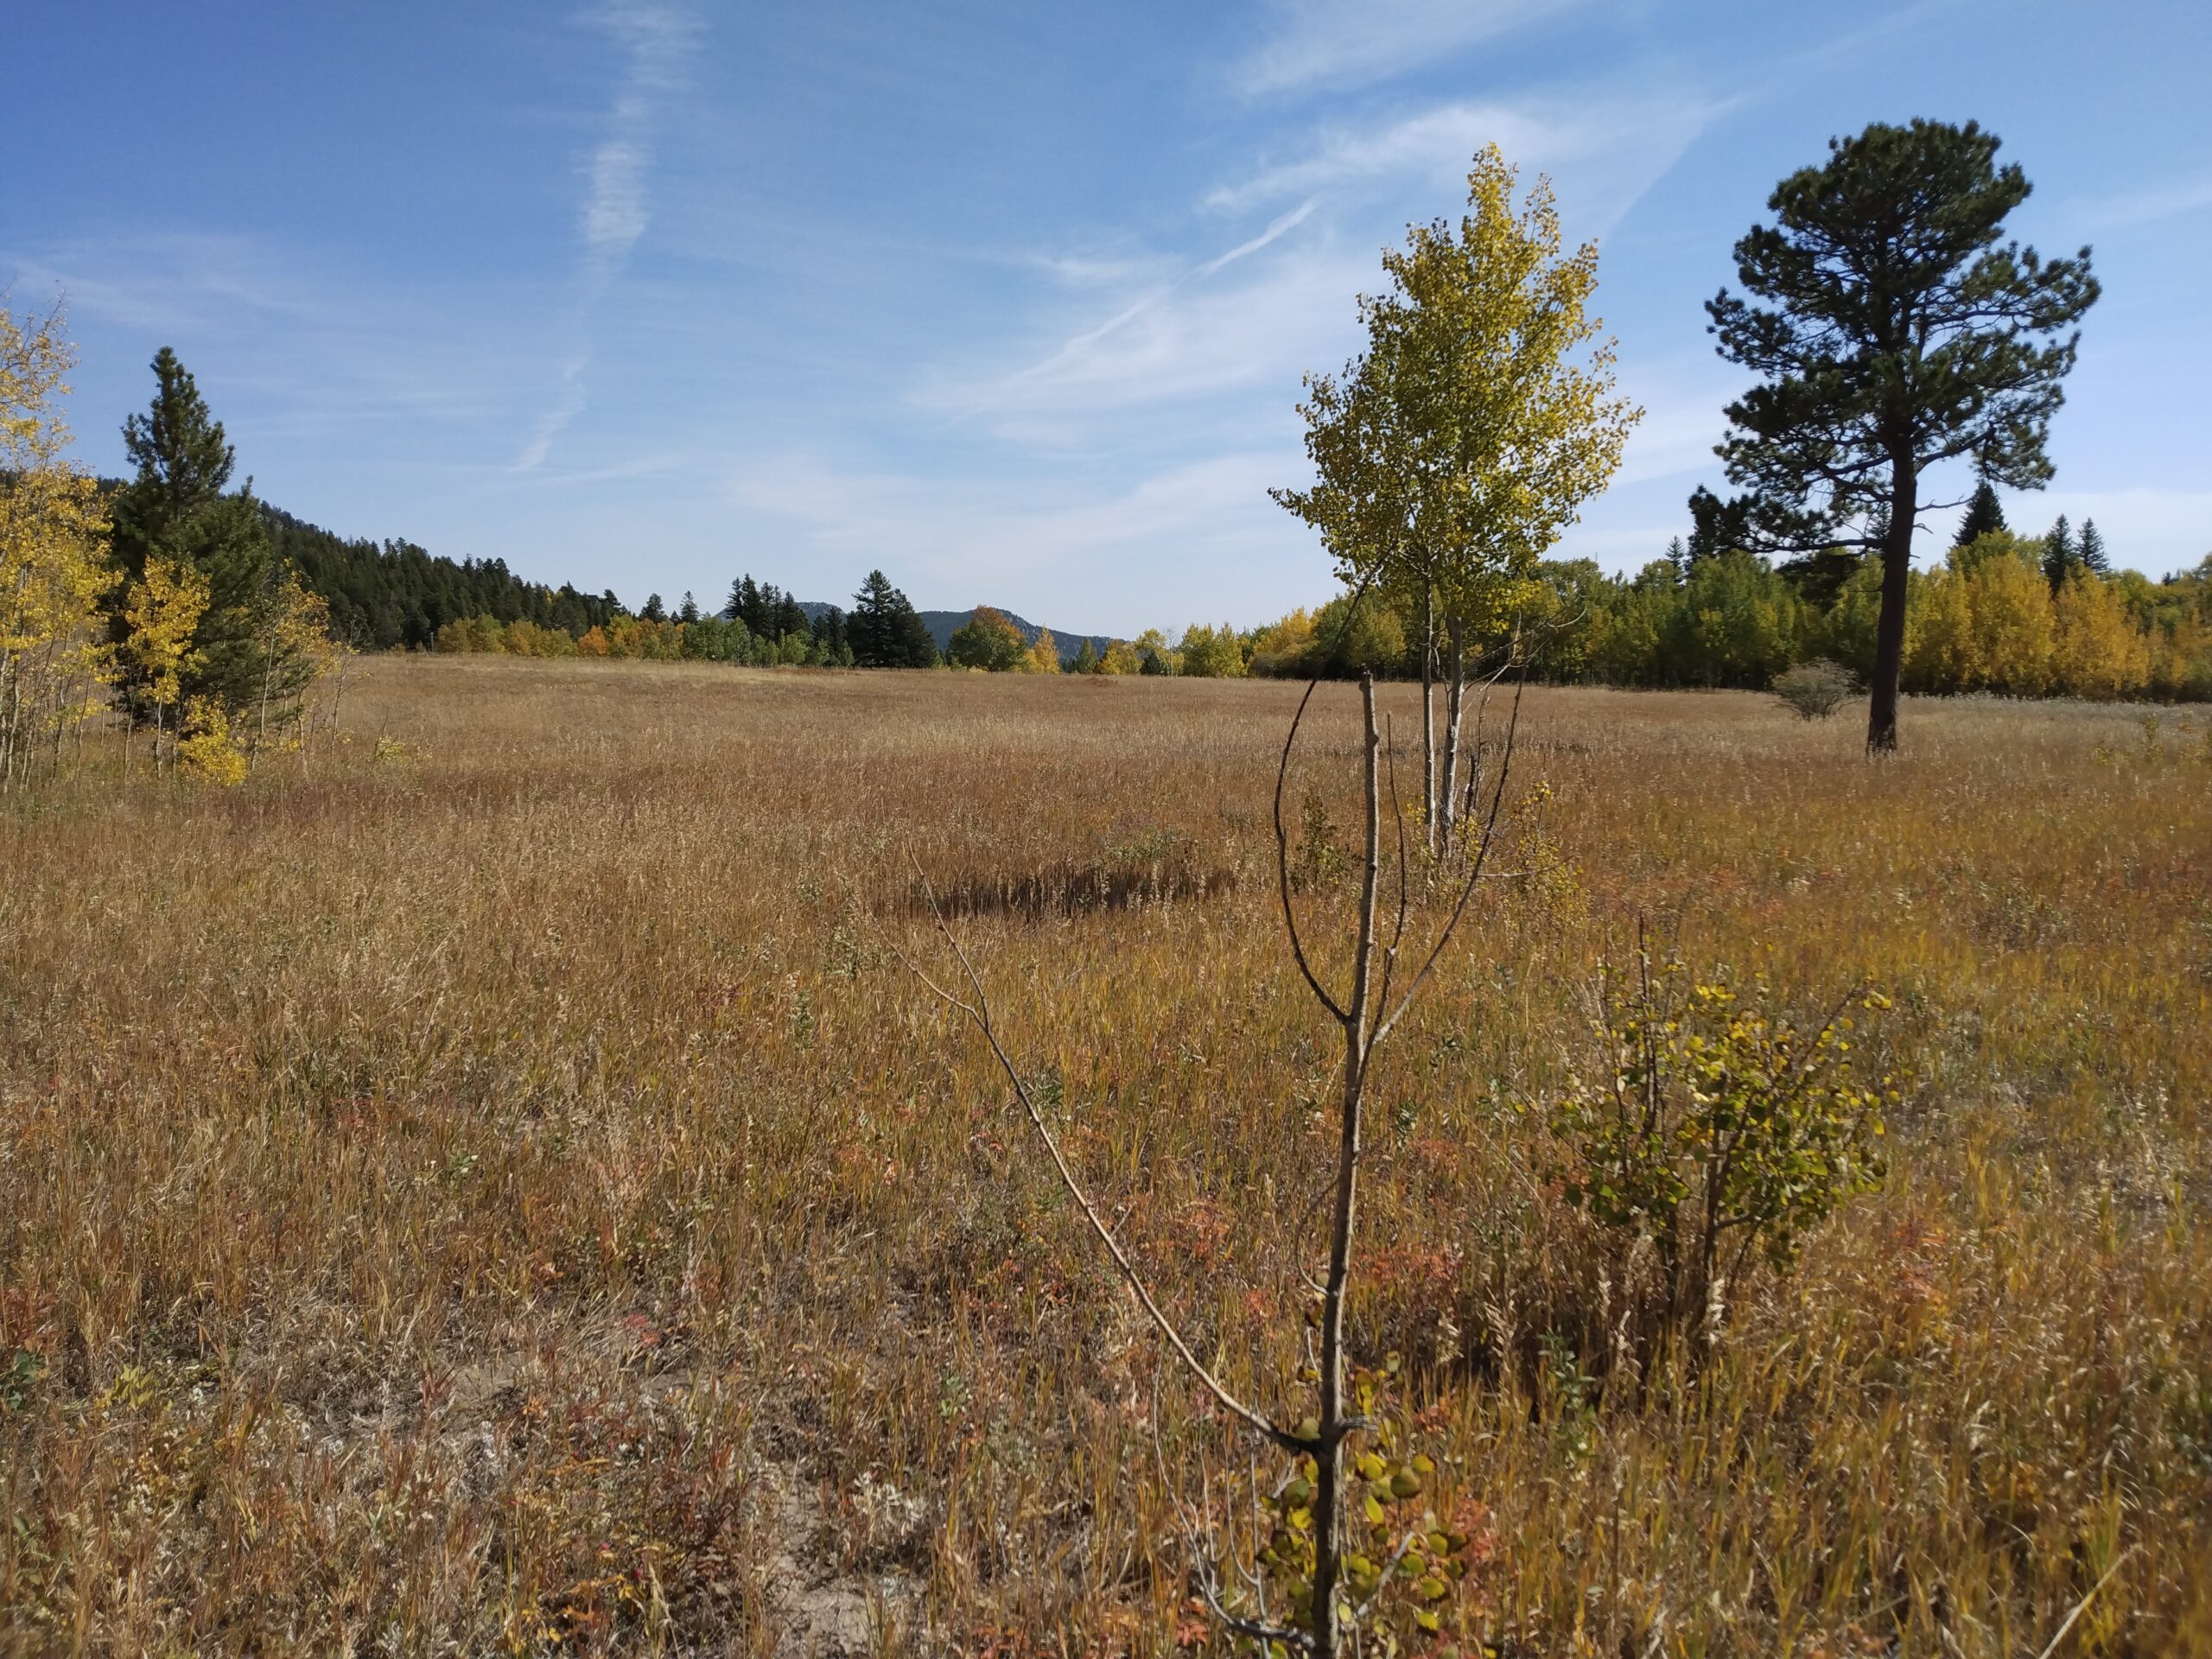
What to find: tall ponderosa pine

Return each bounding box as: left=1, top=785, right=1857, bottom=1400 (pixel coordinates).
left=1706, top=119, right=2098, bottom=752
left=107, top=348, right=290, bottom=721
left=848, top=570, right=937, bottom=668
left=1955, top=480, right=2007, bottom=549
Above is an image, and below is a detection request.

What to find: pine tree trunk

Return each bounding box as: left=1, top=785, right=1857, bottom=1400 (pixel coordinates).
left=1867, top=456, right=1917, bottom=755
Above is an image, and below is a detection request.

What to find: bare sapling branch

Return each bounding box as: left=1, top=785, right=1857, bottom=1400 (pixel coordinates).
left=1303, top=669, right=1386, bottom=1654
left=1274, top=675, right=1353, bottom=1025
left=893, top=858, right=1314, bottom=1456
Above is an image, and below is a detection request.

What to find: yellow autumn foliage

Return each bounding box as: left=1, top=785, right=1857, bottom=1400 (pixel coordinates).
left=1964, top=553, right=2056, bottom=696
left=1096, top=639, right=1142, bottom=675
left=1018, top=628, right=1061, bottom=674
left=175, top=696, right=249, bottom=785
left=0, top=305, right=115, bottom=787
left=2052, top=572, right=2151, bottom=700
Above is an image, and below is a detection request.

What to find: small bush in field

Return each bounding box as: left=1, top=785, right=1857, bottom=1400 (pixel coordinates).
left=1551, top=956, right=1894, bottom=1352
left=1772, top=658, right=1857, bottom=720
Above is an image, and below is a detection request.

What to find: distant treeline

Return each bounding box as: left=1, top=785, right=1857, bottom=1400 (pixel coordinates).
left=327, top=488, right=2212, bottom=701
left=430, top=569, right=938, bottom=670
left=928, top=506, right=2212, bottom=702
left=1188, top=529, right=2211, bottom=702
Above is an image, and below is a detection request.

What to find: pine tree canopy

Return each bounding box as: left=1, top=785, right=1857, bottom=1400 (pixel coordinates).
left=2079, top=518, right=2109, bottom=574
left=107, top=347, right=285, bottom=718
left=1706, top=118, right=2098, bottom=751
left=849, top=569, right=937, bottom=668
left=1955, top=480, right=2008, bottom=548
left=1687, top=486, right=1755, bottom=563
left=2042, top=514, right=2080, bottom=592
left=117, top=346, right=234, bottom=550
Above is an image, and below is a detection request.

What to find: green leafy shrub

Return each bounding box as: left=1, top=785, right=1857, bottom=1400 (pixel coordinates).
left=1251, top=1361, right=1490, bottom=1645
left=1551, top=954, right=1895, bottom=1359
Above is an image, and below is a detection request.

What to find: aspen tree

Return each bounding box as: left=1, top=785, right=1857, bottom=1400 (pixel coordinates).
left=1277, top=146, right=1637, bottom=852
left=122, top=556, right=209, bottom=772
left=0, top=305, right=113, bottom=789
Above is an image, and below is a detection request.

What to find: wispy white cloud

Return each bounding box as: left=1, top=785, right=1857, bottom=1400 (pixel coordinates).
left=517, top=2, right=700, bottom=472
left=513, top=352, right=591, bottom=475
left=1610, top=372, right=1744, bottom=488
left=722, top=448, right=1315, bottom=628
left=921, top=238, right=1365, bottom=435
left=1195, top=196, right=1322, bottom=276
left=3, top=232, right=539, bottom=442
left=1026, top=251, right=1176, bottom=290
left=2081, top=169, right=2212, bottom=231
left=1205, top=90, right=1726, bottom=232
left=970, top=197, right=1328, bottom=416
left=8, top=232, right=334, bottom=335
left=582, top=140, right=652, bottom=253
left=1233, top=0, right=1588, bottom=97
left=927, top=84, right=1719, bottom=441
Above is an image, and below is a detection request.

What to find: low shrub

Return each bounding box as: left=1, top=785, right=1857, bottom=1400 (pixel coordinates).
left=1772, top=658, right=1857, bottom=719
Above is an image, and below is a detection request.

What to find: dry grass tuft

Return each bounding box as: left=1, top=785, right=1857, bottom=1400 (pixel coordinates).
left=2, top=656, right=2207, bottom=1655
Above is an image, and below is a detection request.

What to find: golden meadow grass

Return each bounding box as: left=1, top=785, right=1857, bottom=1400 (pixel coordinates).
left=3, top=656, right=2208, bottom=1655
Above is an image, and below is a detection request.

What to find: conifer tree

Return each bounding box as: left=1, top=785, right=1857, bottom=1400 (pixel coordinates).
left=107, top=348, right=294, bottom=721
left=2078, top=517, right=2109, bottom=575
left=1687, top=486, right=1753, bottom=564
left=724, top=575, right=760, bottom=627
left=849, top=570, right=937, bottom=667
left=1707, top=119, right=2098, bottom=752
left=1955, top=480, right=2007, bottom=548
left=2043, top=514, right=2079, bottom=592
left=809, top=604, right=850, bottom=663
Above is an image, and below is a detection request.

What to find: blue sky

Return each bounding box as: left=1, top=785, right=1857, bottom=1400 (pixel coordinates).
left=10, top=1, right=2209, bottom=632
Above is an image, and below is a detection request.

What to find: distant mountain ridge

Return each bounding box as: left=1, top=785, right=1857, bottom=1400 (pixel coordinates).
left=796, top=600, right=1112, bottom=659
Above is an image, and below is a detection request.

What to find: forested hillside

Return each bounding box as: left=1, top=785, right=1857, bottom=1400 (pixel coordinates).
left=262, top=506, right=620, bottom=652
